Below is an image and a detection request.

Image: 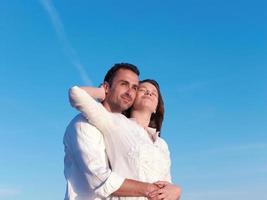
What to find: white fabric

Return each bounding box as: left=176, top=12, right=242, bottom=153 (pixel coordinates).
left=69, top=86, right=172, bottom=200
left=64, top=114, right=125, bottom=200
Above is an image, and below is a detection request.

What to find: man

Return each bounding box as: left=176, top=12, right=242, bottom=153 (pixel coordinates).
left=64, top=63, right=161, bottom=200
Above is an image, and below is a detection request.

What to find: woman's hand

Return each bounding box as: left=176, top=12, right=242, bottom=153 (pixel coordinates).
left=79, top=85, right=106, bottom=102
left=148, top=181, right=181, bottom=200
left=97, top=84, right=106, bottom=102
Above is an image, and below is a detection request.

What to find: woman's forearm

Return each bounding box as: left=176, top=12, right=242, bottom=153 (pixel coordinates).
left=80, top=86, right=105, bottom=101
left=69, top=86, right=113, bottom=134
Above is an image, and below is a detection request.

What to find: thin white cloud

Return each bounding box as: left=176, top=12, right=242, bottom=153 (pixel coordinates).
left=0, top=187, right=20, bottom=198
left=39, top=0, right=92, bottom=85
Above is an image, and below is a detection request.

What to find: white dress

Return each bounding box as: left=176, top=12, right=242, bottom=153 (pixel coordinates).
left=70, top=86, right=172, bottom=199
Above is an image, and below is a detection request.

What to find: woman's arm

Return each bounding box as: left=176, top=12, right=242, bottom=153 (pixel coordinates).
left=69, top=86, right=113, bottom=133
left=80, top=86, right=105, bottom=102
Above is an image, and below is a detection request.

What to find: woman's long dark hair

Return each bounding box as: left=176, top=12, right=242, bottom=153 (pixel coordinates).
left=141, top=79, right=164, bottom=136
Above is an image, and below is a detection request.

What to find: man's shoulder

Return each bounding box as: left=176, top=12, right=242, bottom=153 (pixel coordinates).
left=113, top=112, right=130, bottom=122
left=68, top=113, right=88, bottom=124
left=65, top=114, right=102, bottom=135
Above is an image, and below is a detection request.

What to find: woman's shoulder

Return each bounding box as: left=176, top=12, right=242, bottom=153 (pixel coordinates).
left=156, top=137, right=170, bottom=151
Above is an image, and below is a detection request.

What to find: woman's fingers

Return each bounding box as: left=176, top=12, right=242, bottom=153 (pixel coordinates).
left=148, top=188, right=162, bottom=198
left=154, top=181, right=169, bottom=185
left=158, top=191, right=167, bottom=199
left=153, top=181, right=169, bottom=188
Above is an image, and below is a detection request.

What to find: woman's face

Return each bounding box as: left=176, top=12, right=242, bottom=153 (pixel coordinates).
left=132, top=82, right=159, bottom=113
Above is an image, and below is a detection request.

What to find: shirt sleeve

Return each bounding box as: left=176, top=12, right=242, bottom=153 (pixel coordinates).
left=69, top=86, right=118, bottom=135
left=65, top=118, right=125, bottom=197
left=157, top=138, right=172, bottom=183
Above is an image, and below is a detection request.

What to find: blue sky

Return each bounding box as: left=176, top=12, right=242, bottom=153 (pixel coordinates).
left=0, top=0, right=266, bottom=199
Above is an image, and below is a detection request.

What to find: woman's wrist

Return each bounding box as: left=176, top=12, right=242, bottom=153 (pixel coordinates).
left=97, top=85, right=106, bottom=101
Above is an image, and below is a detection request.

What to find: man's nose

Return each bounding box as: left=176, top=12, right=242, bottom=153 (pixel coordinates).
left=126, top=87, right=136, bottom=96
left=125, top=88, right=133, bottom=96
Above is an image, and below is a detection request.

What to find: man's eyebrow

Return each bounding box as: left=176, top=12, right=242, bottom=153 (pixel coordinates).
left=119, top=80, right=138, bottom=87
left=132, top=84, right=139, bottom=88
left=119, top=79, right=129, bottom=83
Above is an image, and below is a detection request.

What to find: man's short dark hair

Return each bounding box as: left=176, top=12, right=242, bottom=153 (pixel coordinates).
left=104, top=63, right=140, bottom=86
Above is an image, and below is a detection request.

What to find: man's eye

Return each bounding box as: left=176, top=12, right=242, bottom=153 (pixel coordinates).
left=133, top=87, right=138, bottom=91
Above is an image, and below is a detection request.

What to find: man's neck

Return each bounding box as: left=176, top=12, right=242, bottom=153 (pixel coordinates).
left=102, top=101, right=122, bottom=113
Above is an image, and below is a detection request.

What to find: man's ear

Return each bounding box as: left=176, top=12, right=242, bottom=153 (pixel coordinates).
left=102, top=81, right=110, bottom=94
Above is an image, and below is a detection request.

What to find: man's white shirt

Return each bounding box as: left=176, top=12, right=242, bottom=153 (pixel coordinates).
left=64, top=114, right=124, bottom=200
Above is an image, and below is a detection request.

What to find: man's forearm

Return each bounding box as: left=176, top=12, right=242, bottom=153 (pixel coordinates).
left=112, top=179, right=158, bottom=197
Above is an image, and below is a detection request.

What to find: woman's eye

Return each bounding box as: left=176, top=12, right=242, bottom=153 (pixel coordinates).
left=152, top=92, right=158, bottom=97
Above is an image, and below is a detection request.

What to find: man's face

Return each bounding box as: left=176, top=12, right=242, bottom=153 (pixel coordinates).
left=104, top=69, right=139, bottom=113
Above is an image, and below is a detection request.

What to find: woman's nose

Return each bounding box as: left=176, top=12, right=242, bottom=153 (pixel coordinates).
left=145, top=90, right=152, bottom=96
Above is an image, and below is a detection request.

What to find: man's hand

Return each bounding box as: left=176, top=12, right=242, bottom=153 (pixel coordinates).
left=148, top=181, right=181, bottom=200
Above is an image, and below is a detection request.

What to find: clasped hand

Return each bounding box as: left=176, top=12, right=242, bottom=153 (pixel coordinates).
left=148, top=181, right=181, bottom=200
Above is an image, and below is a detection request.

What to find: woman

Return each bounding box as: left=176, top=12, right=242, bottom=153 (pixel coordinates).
left=69, top=79, right=180, bottom=199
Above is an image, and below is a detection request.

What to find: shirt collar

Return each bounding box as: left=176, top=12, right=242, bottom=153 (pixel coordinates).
left=130, top=118, right=160, bottom=142
left=145, top=127, right=160, bottom=142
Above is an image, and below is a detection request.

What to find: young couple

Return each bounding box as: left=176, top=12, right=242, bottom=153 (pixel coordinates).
left=64, top=63, right=181, bottom=200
